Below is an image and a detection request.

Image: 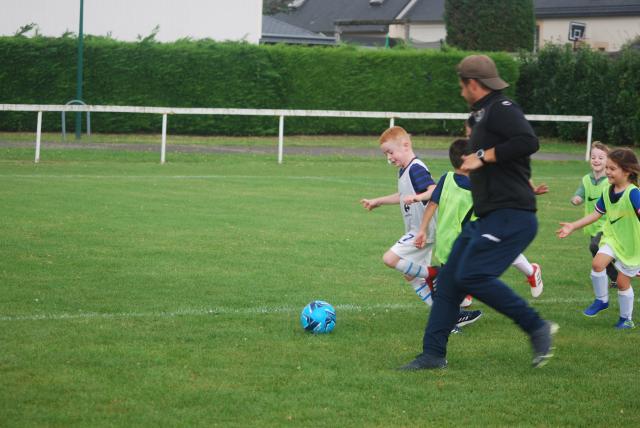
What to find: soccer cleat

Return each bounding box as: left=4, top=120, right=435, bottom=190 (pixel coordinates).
left=425, top=267, right=438, bottom=294
left=527, top=263, right=544, bottom=298
left=614, top=317, right=635, bottom=330
left=460, top=295, right=473, bottom=307
left=398, top=353, right=447, bottom=371
left=609, top=281, right=618, bottom=289
left=456, top=310, right=482, bottom=328
left=450, top=326, right=462, bottom=334
left=583, top=299, right=609, bottom=317
left=530, top=321, right=559, bottom=368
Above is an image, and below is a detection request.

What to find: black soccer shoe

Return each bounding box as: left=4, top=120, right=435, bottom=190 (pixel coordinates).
left=530, top=320, right=559, bottom=368
left=456, top=310, right=482, bottom=328
left=398, top=353, right=447, bottom=371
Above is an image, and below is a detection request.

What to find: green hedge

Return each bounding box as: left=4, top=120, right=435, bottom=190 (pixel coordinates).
left=0, top=36, right=518, bottom=135
left=517, top=45, right=640, bottom=146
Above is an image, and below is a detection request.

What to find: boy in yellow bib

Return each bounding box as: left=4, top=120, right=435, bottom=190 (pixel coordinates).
left=413, top=139, right=544, bottom=299
left=558, top=148, right=640, bottom=329
left=570, top=142, right=618, bottom=287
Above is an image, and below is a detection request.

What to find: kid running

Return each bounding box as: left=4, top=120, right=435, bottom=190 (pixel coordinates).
left=570, top=141, right=618, bottom=287
left=360, top=126, right=482, bottom=329
left=557, top=148, right=640, bottom=329
left=412, top=139, right=544, bottom=299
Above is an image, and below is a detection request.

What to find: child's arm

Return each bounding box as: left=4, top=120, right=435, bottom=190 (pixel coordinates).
left=414, top=201, right=438, bottom=249
left=556, top=212, right=602, bottom=238
left=403, top=184, right=436, bottom=206
left=360, top=193, right=400, bottom=211
left=571, top=181, right=586, bottom=205
left=529, top=179, right=548, bottom=195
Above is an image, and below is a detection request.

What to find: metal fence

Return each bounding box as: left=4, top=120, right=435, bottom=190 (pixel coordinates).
left=0, top=104, right=593, bottom=163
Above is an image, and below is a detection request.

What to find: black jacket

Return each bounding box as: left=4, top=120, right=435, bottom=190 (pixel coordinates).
left=467, top=91, right=538, bottom=217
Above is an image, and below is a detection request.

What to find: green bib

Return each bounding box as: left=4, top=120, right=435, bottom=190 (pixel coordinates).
left=582, top=174, right=608, bottom=236
left=435, top=172, right=474, bottom=264
left=601, top=184, right=640, bottom=267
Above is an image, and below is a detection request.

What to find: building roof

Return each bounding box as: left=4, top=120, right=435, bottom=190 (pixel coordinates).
left=261, top=15, right=336, bottom=45
left=404, top=0, right=444, bottom=22
left=274, top=0, right=413, bottom=34
left=273, top=0, right=640, bottom=37
left=535, top=0, right=640, bottom=18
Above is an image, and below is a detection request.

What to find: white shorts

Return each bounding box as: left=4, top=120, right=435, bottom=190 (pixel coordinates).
left=390, top=232, right=434, bottom=266
left=598, top=244, right=640, bottom=277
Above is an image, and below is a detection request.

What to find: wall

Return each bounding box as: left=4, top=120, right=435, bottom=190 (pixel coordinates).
left=388, top=23, right=446, bottom=44
left=1, top=0, right=262, bottom=43
left=538, top=16, right=640, bottom=52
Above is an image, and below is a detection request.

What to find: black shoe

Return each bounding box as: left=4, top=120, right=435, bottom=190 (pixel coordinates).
left=456, top=310, right=482, bottom=328
left=610, top=281, right=618, bottom=289
left=399, top=353, right=447, bottom=371
left=530, top=320, right=559, bottom=368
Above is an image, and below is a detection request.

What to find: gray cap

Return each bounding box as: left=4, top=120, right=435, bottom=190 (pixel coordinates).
left=457, top=55, right=509, bottom=90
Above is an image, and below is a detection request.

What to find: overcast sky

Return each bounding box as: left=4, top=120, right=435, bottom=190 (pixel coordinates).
left=2, top=0, right=262, bottom=43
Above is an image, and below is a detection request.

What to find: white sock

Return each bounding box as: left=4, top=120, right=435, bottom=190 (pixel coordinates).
left=512, top=253, right=533, bottom=277
left=396, top=259, right=429, bottom=279
left=409, top=277, right=433, bottom=306
left=591, top=269, right=609, bottom=303
left=618, top=287, right=634, bottom=320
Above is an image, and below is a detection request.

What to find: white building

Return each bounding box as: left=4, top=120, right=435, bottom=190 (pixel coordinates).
left=1, top=0, right=263, bottom=43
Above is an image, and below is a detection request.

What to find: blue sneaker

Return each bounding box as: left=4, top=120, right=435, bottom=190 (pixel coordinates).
left=614, top=317, right=635, bottom=329
left=583, top=299, right=609, bottom=317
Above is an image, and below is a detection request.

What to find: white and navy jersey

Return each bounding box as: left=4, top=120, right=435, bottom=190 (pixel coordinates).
left=398, top=157, right=436, bottom=236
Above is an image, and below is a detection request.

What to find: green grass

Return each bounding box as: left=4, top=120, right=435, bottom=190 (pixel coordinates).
left=1, top=146, right=639, bottom=427
left=0, top=131, right=593, bottom=153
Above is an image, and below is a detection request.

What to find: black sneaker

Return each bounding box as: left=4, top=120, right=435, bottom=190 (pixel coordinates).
left=456, top=310, right=482, bottom=327
left=399, top=353, right=447, bottom=371
left=530, top=320, right=559, bottom=368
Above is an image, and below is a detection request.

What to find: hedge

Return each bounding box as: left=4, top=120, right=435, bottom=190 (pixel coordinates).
left=517, top=44, right=640, bottom=146
left=0, top=36, right=518, bottom=136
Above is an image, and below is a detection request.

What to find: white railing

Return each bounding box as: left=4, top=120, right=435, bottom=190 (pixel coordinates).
left=0, top=104, right=593, bottom=163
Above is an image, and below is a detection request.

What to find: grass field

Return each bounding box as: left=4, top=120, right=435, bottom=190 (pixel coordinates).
left=1, top=142, right=639, bottom=427
left=0, top=131, right=591, bottom=154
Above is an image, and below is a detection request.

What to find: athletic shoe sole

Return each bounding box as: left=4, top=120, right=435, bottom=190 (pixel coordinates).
left=456, top=311, right=482, bottom=328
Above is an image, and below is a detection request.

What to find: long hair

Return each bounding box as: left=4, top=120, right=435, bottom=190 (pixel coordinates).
left=608, top=148, right=640, bottom=186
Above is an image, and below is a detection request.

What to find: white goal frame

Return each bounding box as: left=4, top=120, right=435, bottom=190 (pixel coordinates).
left=0, top=104, right=593, bottom=164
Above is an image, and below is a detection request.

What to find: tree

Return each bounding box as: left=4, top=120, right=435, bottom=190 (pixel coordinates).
left=444, top=0, right=535, bottom=52
left=263, top=0, right=290, bottom=15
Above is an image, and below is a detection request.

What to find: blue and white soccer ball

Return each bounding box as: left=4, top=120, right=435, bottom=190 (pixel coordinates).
left=300, top=300, right=336, bottom=334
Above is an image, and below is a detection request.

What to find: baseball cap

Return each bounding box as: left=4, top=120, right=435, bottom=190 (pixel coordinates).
left=457, top=55, right=509, bottom=90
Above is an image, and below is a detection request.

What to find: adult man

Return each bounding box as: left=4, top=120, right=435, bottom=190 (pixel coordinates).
left=400, top=55, right=558, bottom=371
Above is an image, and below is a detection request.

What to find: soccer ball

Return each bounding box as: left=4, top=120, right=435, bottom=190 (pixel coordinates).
left=300, top=300, right=336, bottom=334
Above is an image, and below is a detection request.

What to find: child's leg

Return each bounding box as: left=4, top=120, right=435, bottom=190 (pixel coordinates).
left=591, top=253, right=613, bottom=303
left=384, top=250, right=437, bottom=280
left=511, top=253, right=533, bottom=276
left=591, top=233, right=619, bottom=285
left=512, top=253, right=543, bottom=297
left=584, top=252, right=614, bottom=317
left=616, top=273, right=634, bottom=321
left=382, top=242, right=438, bottom=306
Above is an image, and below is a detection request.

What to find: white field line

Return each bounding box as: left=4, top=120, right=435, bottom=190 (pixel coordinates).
left=0, top=297, right=604, bottom=322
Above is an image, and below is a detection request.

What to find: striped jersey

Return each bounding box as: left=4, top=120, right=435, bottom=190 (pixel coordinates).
left=397, top=157, right=436, bottom=238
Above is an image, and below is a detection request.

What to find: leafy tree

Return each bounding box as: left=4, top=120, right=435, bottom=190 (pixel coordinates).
left=444, top=0, right=535, bottom=51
